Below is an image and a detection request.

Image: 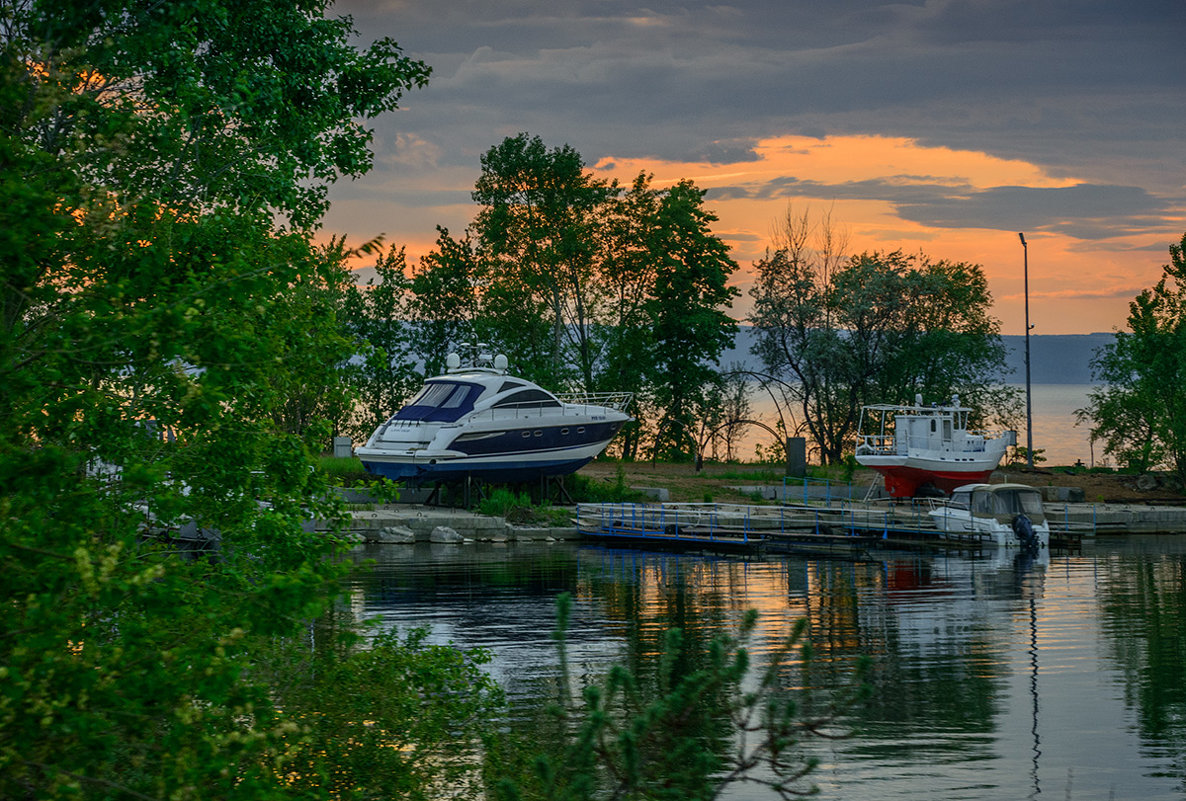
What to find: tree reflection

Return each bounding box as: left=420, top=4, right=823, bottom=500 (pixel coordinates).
left=1096, top=548, right=1186, bottom=786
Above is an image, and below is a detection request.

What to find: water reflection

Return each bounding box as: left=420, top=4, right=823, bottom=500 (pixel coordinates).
left=1092, top=536, right=1186, bottom=794
left=345, top=540, right=1186, bottom=800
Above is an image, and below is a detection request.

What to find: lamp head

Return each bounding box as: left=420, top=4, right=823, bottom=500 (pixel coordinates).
left=1018, top=232, right=1027, bottom=246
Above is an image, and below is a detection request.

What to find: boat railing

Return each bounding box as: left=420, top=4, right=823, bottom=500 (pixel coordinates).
left=554, top=391, right=633, bottom=412
left=378, top=394, right=631, bottom=429
left=855, top=433, right=895, bottom=455
left=856, top=429, right=1006, bottom=456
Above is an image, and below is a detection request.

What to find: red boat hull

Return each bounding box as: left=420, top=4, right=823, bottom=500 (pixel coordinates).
left=872, top=465, right=995, bottom=498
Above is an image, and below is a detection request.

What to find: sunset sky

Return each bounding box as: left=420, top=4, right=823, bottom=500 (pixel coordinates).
left=324, top=0, right=1186, bottom=336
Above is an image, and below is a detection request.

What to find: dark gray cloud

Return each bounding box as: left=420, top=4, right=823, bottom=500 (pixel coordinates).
left=710, top=177, right=1183, bottom=239
left=327, top=0, right=1186, bottom=241
left=893, top=184, right=1178, bottom=239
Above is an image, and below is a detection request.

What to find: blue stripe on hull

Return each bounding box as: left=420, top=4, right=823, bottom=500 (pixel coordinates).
left=361, top=456, right=595, bottom=484
left=451, top=421, right=621, bottom=456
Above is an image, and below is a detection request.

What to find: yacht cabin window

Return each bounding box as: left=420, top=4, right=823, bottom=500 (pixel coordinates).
left=494, top=389, right=561, bottom=409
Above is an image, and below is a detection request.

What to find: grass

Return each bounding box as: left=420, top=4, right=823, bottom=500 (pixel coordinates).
left=566, top=467, right=647, bottom=503
left=317, top=455, right=371, bottom=486
left=479, top=489, right=573, bottom=526
left=699, top=467, right=784, bottom=482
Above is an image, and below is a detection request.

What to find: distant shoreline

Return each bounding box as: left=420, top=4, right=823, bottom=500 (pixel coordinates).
left=721, top=327, right=1112, bottom=385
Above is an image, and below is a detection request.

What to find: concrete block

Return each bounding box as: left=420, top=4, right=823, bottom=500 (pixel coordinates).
left=430, top=525, right=463, bottom=543
left=1040, top=486, right=1087, bottom=503
left=373, top=525, right=416, bottom=544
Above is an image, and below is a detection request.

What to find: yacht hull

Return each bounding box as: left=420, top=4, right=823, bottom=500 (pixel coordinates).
left=360, top=453, right=598, bottom=483
left=358, top=417, right=626, bottom=484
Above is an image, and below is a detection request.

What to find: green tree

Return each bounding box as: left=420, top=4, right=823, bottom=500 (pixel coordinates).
left=339, top=242, right=422, bottom=443
left=434, top=138, right=741, bottom=461
left=266, top=239, right=366, bottom=439
left=646, top=181, right=740, bottom=461
left=749, top=209, right=1011, bottom=465
left=1080, top=233, right=1186, bottom=480
left=408, top=227, right=485, bottom=376
left=0, top=1, right=433, bottom=797
left=596, top=173, right=665, bottom=459
left=471, top=133, right=614, bottom=387
left=263, top=625, right=503, bottom=801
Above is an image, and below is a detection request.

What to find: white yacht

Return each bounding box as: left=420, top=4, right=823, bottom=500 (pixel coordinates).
left=356, top=347, right=631, bottom=483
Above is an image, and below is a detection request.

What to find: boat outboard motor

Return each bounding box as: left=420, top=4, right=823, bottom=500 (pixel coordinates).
left=1011, top=514, right=1040, bottom=554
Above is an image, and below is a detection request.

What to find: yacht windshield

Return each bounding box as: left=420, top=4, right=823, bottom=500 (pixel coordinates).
left=394, top=381, right=482, bottom=422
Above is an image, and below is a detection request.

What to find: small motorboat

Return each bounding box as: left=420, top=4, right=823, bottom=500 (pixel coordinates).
left=855, top=395, right=1015, bottom=497
left=928, top=483, right=1049, bottom=551
left=356, top=347, right=632, bottom=484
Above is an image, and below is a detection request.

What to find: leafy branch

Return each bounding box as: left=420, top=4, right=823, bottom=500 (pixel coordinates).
left=495, top=594, right=870, bottom=801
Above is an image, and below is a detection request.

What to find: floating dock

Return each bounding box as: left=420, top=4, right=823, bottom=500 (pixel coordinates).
left=577, top=500, right=1095, bottom=555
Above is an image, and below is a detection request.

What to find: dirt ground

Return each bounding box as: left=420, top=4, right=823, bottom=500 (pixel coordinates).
left=576, top=459, right=1186, bottom=505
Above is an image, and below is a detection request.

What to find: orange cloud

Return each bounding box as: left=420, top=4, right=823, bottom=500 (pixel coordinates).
left=591, top=135, right=1176, bottom=335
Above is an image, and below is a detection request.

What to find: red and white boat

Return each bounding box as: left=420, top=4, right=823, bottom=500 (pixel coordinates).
left=854, top=395, right=1015, bottom=497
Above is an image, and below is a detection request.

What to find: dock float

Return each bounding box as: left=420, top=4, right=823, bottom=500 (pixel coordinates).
left=577, top=501, right=1091, bottom=555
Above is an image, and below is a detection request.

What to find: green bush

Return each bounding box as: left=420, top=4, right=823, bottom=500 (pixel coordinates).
left=479, top=489, right=572, bottom=526
left=565, top=466, right=646, bottom=503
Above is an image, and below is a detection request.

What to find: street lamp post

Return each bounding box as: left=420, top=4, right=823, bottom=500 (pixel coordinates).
left=1019, top=232, right=1033, bottom=469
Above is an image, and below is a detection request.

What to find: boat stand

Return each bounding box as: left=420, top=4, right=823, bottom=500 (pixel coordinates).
left=541, top=474, right=575, bottom=505
left=419, top=474, right=573, bottom=508
left=421, top=476, right=489, bottom=508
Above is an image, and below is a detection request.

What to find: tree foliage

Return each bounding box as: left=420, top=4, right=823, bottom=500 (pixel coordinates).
left=262, top=625, right=503, bottom=801
left=749, top=208, right=1012, bottom=464
left=412, top=137, right=740, bottom=461
left=645, top=181, right=740, bottom=461
left=339, top=242, right=422, bottom=443
left=0, top=1, right=435, bottom=796
left=1081, top=233, right=1186, bottom=479
left=471, top=133, right=614, bottom=386
left=407, top=226, right=484, bottom=377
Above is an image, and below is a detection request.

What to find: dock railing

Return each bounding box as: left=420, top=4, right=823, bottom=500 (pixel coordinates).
left=780, top=476, right=862, bottom=505
left=578, top=495, right=1100, bottom=547
left=576, top=500, right=943, bottom=543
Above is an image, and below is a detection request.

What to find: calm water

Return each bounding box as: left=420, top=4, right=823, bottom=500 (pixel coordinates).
left=739, top=383, right=1096, bottom=467
left=348, top=538, right=1186, bottom=800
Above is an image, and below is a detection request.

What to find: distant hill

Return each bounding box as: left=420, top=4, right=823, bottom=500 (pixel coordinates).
left=1001, top=333, right=1113, bottom=385
left=720, top=326, right=1112, bottom=385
